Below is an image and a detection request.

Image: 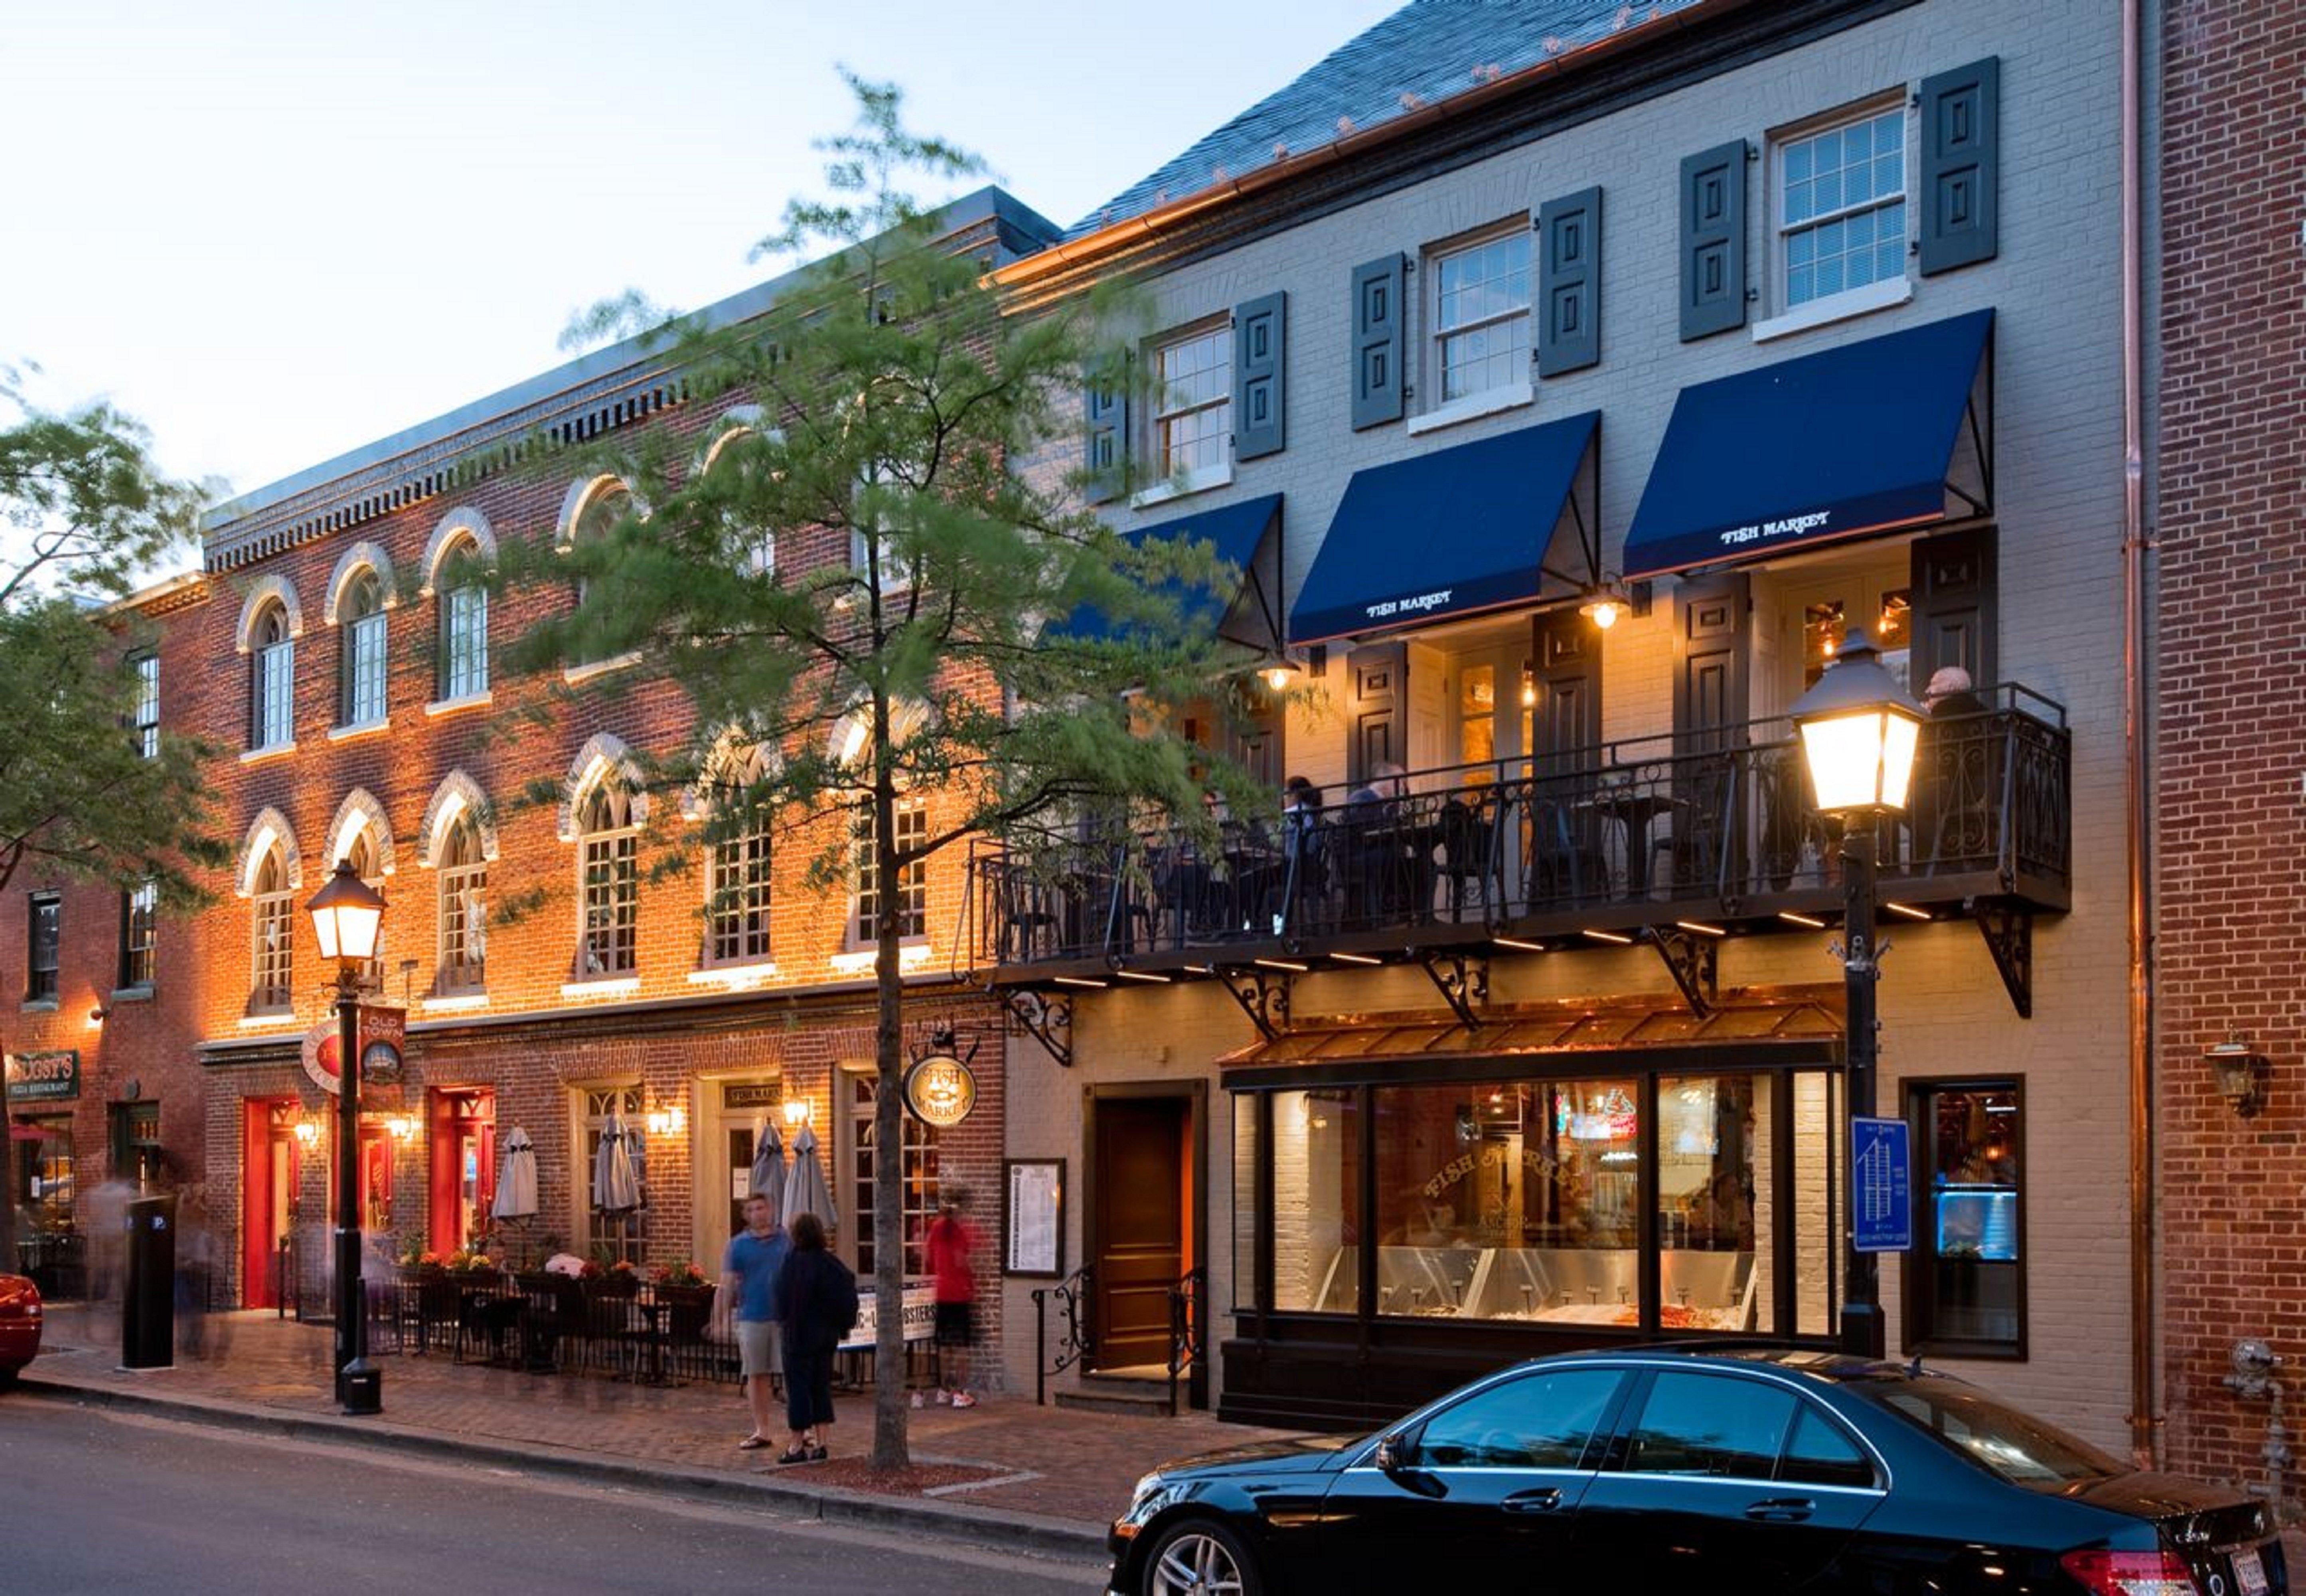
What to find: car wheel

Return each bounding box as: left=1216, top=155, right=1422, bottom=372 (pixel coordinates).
left=1142, top=1517, right=1262, bottom=1596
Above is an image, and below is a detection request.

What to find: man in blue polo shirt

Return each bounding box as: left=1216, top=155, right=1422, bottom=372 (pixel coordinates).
left=717, top=1193, right=790, bottom=1451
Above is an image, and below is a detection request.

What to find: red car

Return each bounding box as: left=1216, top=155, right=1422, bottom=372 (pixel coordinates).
left=0, top=1272, right=42, bottom=1385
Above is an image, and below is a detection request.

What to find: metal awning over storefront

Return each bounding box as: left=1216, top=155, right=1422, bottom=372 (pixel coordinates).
left=1054, top=492, right=1285, bottom=655
left=1622, top=308, right=1994, bottom=581
left=1217, top=987, right=1843, bottom=1080
left=1287, top=411, right=1601, bottom=646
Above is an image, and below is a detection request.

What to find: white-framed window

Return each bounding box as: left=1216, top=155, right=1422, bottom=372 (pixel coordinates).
left=27, top=894, right=60, bottom=1003
left=250, top=601, right=294, bottom=750
left=339, top=570, right=388, bottom=726
left=250, top=846, right=293, bottom=1013
left=1431, top=228, right=1532, bottom=404
left=131, top=653, right=159, bottom=759
left=845, top=1069, right=939, bottom=1280
left=1776, top=102, right=1908, bottom=311
left=437, top=535, right=489, bottom=700
left=1152, top=321, right=1232, bottom=480
left=851, top=796, right=927, bottom=947
left=576, top=781, right=639, bottom=978
left=703, top=417, right=779, bottom=578
left=438, top=814, right=487, bottom=994
left=706, top=814, right=772, bottom=967
left=578, top=1083, right=646, bottom=1263
left=569, top=479, right=637, bottom=666
left=119, top=880, right=156, bottom=990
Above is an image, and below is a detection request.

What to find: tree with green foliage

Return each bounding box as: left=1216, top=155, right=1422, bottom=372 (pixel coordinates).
left=498, top=76, right=1262, bottom=1469
left=0, top=378, right=223, bottom=1269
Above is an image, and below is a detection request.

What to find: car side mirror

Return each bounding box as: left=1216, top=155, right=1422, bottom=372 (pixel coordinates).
left=1373, top=1433, right=1412, bottom=1474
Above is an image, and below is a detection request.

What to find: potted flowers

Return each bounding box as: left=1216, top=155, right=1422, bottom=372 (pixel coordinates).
left=652, top=1261, right=717, bottom=1343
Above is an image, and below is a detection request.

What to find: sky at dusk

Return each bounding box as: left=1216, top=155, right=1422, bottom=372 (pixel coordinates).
left=2, top=0, right=1401, bottom=508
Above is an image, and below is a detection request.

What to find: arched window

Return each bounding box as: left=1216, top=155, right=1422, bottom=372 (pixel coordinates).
left=249, top=845, right=293, bottom=1013
left=703, top=414, right=779, bottom=577
left=339, top=569, right=388, bottom=726
left=567, top=479, right=636, bottom=667
left=435, top=534, right=489, bottom=701
left=438, top=813, right=488, bottom=994
left=250, top=600, right=294, bottom=750
left=703, top=745, right=773, bottom=967
left=576, top=780, right=638, bottom=978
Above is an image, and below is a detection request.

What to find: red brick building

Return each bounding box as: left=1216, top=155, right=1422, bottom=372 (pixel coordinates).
left=4, top=188, right=1056, bottom=1386
left=2154, top=0, right=2306, bottom=1517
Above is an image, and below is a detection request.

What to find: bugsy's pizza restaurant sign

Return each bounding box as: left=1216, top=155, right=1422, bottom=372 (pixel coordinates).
left=4, top=1050, right=80, bottom=1103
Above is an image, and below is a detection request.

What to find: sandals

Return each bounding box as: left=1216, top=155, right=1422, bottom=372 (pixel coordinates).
left=737, top=1435, right=770, bottom=1452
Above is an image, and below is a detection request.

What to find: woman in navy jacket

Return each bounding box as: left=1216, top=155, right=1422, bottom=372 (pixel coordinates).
left=774, top=1210, right=854, bottom=1464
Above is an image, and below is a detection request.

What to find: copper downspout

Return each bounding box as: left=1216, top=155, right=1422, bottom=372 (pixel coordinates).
left=2122, top=0, right=2158, bottom=1469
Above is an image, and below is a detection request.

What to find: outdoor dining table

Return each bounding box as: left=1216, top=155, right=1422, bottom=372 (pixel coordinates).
left=1578, top=787, right=1688, bottom=897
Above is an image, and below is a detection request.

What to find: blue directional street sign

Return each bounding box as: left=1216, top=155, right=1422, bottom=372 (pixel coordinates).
left=1851, top=1116, right=1912, bottom=1253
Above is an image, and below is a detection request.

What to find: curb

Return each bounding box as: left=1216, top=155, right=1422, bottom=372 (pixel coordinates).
left=18, top=1373, right=1109, bottom=1563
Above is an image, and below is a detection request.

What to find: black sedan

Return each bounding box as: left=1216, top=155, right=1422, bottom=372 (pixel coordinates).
left=1108, top=1349, right=2286, bottom=1596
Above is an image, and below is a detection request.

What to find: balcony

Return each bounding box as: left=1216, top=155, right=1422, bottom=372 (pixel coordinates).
left=968, top=687, right=2068, bottom=1015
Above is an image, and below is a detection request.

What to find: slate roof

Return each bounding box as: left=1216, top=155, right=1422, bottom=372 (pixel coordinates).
left=1067, top=0, right=1709, bottom=238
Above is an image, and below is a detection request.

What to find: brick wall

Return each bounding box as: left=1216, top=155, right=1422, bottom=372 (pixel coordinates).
left=2154, top=0, right=2306, bottom=1519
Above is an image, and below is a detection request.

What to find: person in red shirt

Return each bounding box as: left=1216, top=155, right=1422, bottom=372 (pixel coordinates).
left=922, top=1188, right=979, bottom=1408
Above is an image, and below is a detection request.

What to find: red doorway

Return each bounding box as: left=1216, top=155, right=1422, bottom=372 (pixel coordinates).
left=428, top=1090, right=496, bottom=1253
left=239, top=1099, right=302, bottom=1308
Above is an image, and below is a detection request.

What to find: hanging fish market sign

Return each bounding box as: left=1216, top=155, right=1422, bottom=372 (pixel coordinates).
left=904, top=1054, right=978, bottom=1129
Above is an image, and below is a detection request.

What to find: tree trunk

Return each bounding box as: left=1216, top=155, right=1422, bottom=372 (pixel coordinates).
left=869, top=697, right=911, bottom=1472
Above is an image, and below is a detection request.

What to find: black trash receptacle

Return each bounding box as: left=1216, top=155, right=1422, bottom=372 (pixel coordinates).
left=122, top=1194, right=177, bottom=1369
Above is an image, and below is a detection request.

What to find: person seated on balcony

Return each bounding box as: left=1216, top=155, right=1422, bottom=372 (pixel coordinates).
left=1344, top=762, right=1410, bottom=921
left=1917, top=666, right=1990, bottom=867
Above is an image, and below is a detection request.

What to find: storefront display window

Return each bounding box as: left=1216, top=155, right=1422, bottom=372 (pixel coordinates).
left=1907, top=1079, right=2023, bottom=1355
left=16, top=1117, right=73, bottom=1230
left=1237, top=1064, right=1839, bottom=1341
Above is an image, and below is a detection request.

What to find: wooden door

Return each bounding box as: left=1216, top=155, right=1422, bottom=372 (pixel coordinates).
left=1910, top=527, right=1998, bottom=691
left=1345, top=642, right=1408, bottom=786
left=1092, top=1097, right=1188, bottom=1371
left=1674, top=575, right=1751, bottom=753
left=1530, top=608, right=1602, bottom=779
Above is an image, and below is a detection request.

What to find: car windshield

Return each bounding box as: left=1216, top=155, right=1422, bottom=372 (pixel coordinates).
left=1865, top=1379, right=2126, bottom=1491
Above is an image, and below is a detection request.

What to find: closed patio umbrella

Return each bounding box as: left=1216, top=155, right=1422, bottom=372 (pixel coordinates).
left=782, top=1124, right=836, bottom=1233
left=748, top=1119, right=786, bottom=1220
left=593, top=1111, right=642, bottom=1232
left=492, top=1126, right=539, bottom=1266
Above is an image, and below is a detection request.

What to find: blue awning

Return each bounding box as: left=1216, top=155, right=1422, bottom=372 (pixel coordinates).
left=1622, top=308, right=1994, bottom=581
left=1055, top=493, right=1284, bottom=654
left=1288, top=411, right=1601, bottom=647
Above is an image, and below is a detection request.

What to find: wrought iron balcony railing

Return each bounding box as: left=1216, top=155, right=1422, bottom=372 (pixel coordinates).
left=969, top=686, right=2069, bottom=977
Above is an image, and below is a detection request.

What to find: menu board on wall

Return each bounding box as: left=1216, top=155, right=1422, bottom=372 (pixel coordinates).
left=1004, top=1159, right=1065, bottom=1278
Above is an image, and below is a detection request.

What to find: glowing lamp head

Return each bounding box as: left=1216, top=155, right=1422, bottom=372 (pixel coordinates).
left=1789, top=628, right=1923, bottom=816
left=307, top=860, right=387, bottom=962
left=1258, top=656, right=1301, bottom=693
left=782, top=1098, right=811, bottom=1128
left=1579, top=594, right=1625, bottom=630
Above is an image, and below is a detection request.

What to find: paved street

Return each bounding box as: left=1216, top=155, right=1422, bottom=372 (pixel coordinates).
left=2, top=1396, right=1107, bottom=1594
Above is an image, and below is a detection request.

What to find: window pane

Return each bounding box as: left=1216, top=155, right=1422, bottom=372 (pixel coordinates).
left=1658, top=1075, right=1767, bottom=1331
left=1232, top=1093, right=1260, bottom=1312
left=1916, top=1083, right=2022, bottom=1349
left=1780, top=1405, right=1875, bottom=1488
left=1272, top=1088, right=1360, bottom=1312
left=1372, top=1078, right=1641, bottom=1324
left=1625, top=1372, right=1796, bottom=1479
left=1418, top=1369, right=1621, bottom=1469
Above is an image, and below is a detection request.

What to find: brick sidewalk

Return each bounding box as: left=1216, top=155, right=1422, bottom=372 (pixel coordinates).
left=25, top=1306, right=1297, bottom=1535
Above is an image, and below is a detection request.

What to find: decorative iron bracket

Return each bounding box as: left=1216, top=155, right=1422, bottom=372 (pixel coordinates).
left=1003, top=989, right=1074, bottom=1068
left=1970, top=899, right=2032, bottom=1019
left=1646, top=926, right=1718, bottom=1018
left=1420, top=953, right=1489, bottom=1029
left=1222, top=969, right=1292, bottom=1042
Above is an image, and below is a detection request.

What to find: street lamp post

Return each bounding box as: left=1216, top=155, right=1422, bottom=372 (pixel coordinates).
left=307, top=860, right=387, bottom=1414
left=1790, top=628, right=1922, bottom=1362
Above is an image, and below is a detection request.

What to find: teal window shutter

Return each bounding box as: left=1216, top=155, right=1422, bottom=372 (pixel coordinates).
left=1919, top=57, right=2000, bottom=275
left=1538, top=187, right=1603, bottom=376
left=1350, top=255, right=1406, bottom=430
left=1233, top=292, right=1287, bottom=460
left=1679, top=142, right=1747, bottom=342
